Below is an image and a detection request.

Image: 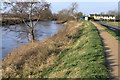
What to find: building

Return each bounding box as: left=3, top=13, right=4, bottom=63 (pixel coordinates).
left=89, top=14, right=116, bottom=21
left=85, top=16, right=88, bottom=21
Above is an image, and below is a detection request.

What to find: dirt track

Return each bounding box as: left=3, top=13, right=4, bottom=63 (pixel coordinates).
left=91, top=21, right=119, bottom=79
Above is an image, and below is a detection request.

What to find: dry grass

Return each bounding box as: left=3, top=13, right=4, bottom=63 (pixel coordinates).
left=3, top=18, right=21, bottom=20
left=2, top=21, right=82, bottom=78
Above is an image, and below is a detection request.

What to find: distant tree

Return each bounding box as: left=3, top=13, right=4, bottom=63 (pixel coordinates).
left=40, top=8, right=53, bottom=20
left=100, top=12, right=105, bottom=15
left=74, top=12, right=83, bottom=19
left=52, top=13, right=58, bottom=21
left=57, top=9, right=71, bottom=21
left=107, top=10, right=118, bottom=20
left=69, top=2, right=79, bottom=21
left=3, top=1, right=50, bottom=43
left=118, top=1, right=120, bottom=20
left=107, top=10, right=117, bottom=16
left=53, top=2, right=81, bottom=22
left=116, top=16, right=120, bottom=20
left=89, top=16, right=94, bottom=20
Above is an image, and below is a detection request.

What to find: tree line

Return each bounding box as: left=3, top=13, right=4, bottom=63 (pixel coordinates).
left=53, top=3, right=83, bottom=22
left=2, top=1, right=118, bottom=43
left=1, top=1, right=82, bottom=43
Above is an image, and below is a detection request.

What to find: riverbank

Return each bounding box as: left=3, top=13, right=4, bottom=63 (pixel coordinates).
left=2, top=21, right=109, bottom=78
left=56, top=20, right=68, bottom=24
left=2, top=21, right=65, bottom=58
left=1, top=17, right=53, bottom=26
left=1, top=18, right=39, bottom=26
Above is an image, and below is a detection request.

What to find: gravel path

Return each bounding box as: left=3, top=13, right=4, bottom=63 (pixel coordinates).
left=91, top=21, right=119, bottom=79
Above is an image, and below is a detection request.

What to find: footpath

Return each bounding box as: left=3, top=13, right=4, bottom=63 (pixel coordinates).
left=91, top=21, right=119, bottom=79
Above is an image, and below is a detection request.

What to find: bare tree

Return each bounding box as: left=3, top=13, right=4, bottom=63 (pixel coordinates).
left=100, top=12, right=105, bottom=15
left=4, top=0, right=50, bottom=43
left=69, top=2, right=78, bottom=21
left=107, top=10, right=118, bottom=16
left=107, top=10, right=118, bottom=21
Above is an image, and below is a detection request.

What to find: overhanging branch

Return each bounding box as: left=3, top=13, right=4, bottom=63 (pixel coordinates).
left=23, top=19, right=31, bottom=28
left=34, top=15, right=41, bottom=26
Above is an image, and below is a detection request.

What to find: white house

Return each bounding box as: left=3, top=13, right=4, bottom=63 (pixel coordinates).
left=89, top=14, right=116, bottom=21
left=85, top=17, right=88, bottom=21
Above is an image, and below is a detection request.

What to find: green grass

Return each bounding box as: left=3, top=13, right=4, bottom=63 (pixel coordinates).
left=96, top=22, right=120, bottom=42
left=100, top=21, right=120, bottom=27
left=41, top=21, right=109, bottom=79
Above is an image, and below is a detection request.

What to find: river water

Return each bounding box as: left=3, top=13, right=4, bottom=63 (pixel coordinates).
left=2, top=21, right=67, bottom=58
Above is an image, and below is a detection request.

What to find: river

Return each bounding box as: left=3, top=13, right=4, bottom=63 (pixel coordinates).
left=2, top=21, right=67, bottom=58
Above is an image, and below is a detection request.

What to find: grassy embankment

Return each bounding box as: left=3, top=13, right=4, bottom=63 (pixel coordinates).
left=41, top=21, right=109, bottom=79
left=97, top=22, right=120, bottom=41
left=2, top=21, right=109, bottom=79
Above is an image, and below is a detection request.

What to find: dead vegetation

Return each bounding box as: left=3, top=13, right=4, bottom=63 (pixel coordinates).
left=2, top=21, right=82, bottom=78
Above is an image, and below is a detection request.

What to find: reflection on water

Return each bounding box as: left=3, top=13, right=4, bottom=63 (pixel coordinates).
left=2, top=21, right=67, bottom=58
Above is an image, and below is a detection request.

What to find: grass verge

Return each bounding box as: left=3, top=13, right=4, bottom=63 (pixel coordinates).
left=96, top=23, right=120, bottom=42
left=100, top=21, right=120, bottom=27
left=40, top=21, right=109, bottom=79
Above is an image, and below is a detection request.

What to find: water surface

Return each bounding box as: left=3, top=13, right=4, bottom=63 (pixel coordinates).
left=2, top=21, right=67, bottom=58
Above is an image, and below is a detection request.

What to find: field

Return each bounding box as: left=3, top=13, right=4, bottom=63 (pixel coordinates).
left=96, top=22, right=120, bottom=41
left=2, top=21, right=109, bottom=79
left=101, top=21, right=120, bottom=27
